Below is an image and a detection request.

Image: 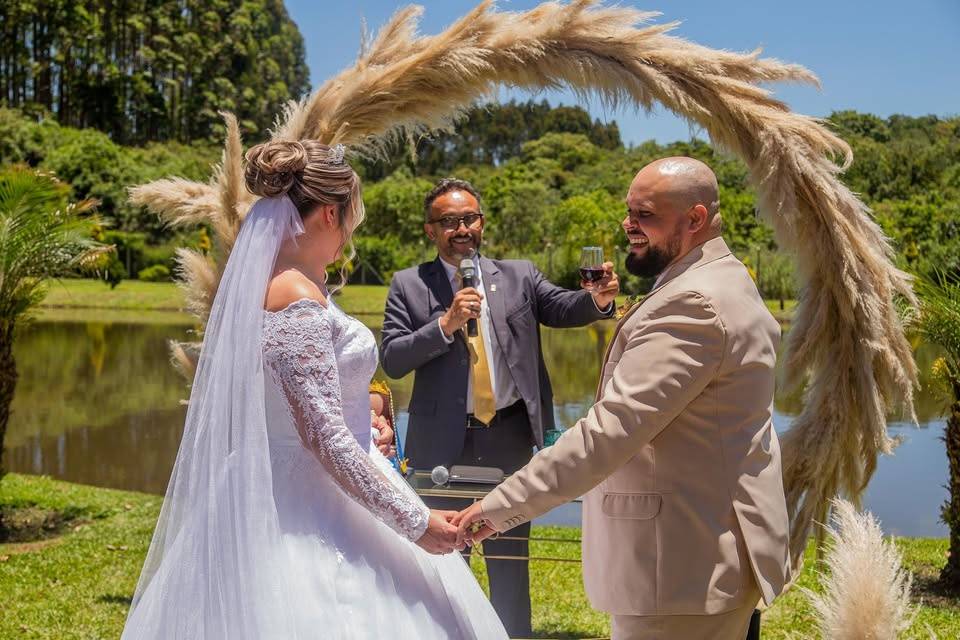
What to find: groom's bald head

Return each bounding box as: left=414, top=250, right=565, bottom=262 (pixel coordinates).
left=622, top=157, right=722, bottom=278
left=633, top=157, right=720, bottom=220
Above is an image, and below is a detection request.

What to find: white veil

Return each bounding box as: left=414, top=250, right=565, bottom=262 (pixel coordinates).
left=123, top=196, right=304, bottom=639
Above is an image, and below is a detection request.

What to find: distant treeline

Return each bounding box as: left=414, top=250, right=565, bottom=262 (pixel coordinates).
left=361, top=100, right=623, bottom=180
left=0, top=101, right=957, bottom=297
left=829, top=111, right=960, bottom=278
left=0, top=0, right=309, bottom=144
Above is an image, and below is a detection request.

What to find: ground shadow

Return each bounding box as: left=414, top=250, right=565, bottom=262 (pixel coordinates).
left=911, top=572, right=960, bottom=610
left=98, top=593, right=133, bottom=606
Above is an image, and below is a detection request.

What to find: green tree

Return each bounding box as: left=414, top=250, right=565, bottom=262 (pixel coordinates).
left=0, top=166, right=105, bottom=478
left=0, top=0, right=310, bottom=144
left=540, top=190, right=623, bottom=287
left=383, top=100, right=622, bottom=179
left=359, top=168, right=436, bottom=249
left=874, top=195, right=960, bottom=278
left=752, top=248, right=796, bottom=310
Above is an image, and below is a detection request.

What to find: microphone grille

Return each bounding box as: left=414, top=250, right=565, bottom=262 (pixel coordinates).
left=459, top=256, right=476, bottom=278
left=430, top=465, right=450, bottom=485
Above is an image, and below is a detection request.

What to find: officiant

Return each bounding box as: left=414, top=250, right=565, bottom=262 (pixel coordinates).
left=379, top=178, right=619, bottom=637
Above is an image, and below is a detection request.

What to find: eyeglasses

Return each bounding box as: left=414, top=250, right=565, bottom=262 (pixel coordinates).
left=429, top=213, right=484, bottom=231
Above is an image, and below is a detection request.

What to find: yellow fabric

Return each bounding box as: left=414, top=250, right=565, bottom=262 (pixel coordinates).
left=454, top=269, right=496, bottom=424
left=467, top=322, right=496, bottom=424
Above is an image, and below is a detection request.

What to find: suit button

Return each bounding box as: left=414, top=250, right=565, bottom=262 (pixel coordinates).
left=459, top=358, right=467, bottom=365
left=457, top=398, right=465, bottom=405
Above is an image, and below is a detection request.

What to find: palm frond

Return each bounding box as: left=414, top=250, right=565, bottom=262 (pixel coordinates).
left=915, top=272, right=960, bottom=367
left=0, top=166, right=106, bottom=322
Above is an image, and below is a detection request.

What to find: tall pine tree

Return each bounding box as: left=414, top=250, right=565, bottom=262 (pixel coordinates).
left=0, top=0, right=309, bottom=144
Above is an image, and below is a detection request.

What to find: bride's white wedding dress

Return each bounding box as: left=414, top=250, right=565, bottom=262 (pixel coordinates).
left=122, top=196, right=506, bottom=639
left=261, top=297, right=507, bottom=639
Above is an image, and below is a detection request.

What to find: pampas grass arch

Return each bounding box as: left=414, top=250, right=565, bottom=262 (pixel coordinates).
left=130, top=0, right=918, bottom=566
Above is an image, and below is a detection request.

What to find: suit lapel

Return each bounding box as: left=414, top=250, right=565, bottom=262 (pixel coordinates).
left=598, top=285, right=661, bottom=371
left=595, top=299, right=647, bottom=399
left=426, top=257, right=455, bottom=311
left=480, top=257, right=511, bottom=359
left=594, top=237, right=734, bottom=397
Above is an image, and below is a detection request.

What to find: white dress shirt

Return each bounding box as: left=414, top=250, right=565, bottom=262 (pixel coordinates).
left=438, top=256, right=521, bottom=413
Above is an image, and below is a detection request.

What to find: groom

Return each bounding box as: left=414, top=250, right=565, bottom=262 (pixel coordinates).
left=457, top=158, right=791, bottom=639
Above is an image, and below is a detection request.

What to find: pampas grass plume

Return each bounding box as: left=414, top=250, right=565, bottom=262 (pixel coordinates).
left=806, top=499, right=916, bottom=640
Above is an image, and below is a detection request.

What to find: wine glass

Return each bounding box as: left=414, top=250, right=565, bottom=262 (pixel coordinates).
left=579, top=246, right=605, bottom=289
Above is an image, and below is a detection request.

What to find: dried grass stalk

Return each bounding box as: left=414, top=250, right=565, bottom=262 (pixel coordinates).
left=128, top=178, right=220, bottom=229
left=212, top=112, right=255, bottom=250
left=169, top=340, right=201, bottom=382
left=805, top=499, right=915, bottom=640
left=173, top=248, right=217, bottom=326
left=130, top=1, right=917, bottom=562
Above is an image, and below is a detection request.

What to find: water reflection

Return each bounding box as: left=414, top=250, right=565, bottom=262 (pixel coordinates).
left=8, top=317, right=192, bottom=493
left=6, top=316, right=951, bottom=536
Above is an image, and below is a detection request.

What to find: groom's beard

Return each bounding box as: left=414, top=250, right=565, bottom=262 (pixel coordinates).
left=625, top=235, right=681, bottom=278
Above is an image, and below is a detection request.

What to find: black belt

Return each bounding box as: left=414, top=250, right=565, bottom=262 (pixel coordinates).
left=466, top=399, right=526, bottom=429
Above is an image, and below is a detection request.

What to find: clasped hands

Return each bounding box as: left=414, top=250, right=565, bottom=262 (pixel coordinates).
left=414, top=502, right=499, bottom=555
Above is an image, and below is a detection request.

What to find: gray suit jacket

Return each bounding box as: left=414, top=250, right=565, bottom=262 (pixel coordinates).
left=380, top=256, right=613, bottom=469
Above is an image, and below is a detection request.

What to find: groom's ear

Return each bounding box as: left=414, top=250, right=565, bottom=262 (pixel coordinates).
left=424, top=222, right=436, bottom=242
left=687, top=203, right=709, bottom=234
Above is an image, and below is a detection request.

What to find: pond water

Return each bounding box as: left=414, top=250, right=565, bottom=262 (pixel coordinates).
left=7, top=310, right=951, bottom=537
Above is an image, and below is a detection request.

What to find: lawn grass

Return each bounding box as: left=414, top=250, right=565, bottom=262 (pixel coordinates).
left=37, top=279, right=394, bottom=316
left=2, top=473, right=957, bottom=639
left=39, top=279, right=185, bottom=311
left=39, top=279, right=798, bottom=326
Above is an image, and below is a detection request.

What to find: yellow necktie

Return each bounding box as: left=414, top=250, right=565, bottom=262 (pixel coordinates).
left=455, top=271, right=496, bottom=424
left=467, top=320, right=497, bottom=424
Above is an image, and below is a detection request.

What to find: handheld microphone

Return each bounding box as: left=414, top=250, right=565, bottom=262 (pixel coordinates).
left=430, top=465, right=450, bottom=486
left=459, top=254, right=479, bottom=337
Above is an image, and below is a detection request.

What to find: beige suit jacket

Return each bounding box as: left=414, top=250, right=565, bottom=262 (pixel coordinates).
left=480, top=237, right=790, bottom=616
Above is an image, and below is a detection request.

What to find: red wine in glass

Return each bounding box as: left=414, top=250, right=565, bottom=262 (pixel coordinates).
left=579, top=247, right=604, bottom=288
left=579, top=266, right=605, bottom=283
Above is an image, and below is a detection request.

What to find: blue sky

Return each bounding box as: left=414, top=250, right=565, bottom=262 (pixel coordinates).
left=284, top=0, right=960, bottom=145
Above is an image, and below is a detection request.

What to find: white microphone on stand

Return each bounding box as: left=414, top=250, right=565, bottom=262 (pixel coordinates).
left=431, top=465, right=450, bottom=485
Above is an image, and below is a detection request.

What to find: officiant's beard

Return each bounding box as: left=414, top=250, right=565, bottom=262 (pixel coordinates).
left=625, top=236, right=681, bottom=278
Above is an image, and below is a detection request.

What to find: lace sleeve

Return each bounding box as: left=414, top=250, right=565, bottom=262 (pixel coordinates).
left=262, top=301, right=429, bottom=543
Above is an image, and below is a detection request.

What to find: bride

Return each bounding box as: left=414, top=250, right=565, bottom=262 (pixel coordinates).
left=121, top=140, right=508, bottom=639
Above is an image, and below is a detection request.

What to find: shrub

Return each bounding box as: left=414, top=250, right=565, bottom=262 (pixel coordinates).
left=137, top=264, right=172, bottom=282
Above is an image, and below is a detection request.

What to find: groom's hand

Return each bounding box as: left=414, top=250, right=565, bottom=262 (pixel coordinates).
left=414, top=509, right=461, bottom=555
left=453, top=502, right=497, bottom=547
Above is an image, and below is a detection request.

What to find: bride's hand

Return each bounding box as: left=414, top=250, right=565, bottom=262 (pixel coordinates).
left=415, top=510, right=461, bottom=555
left=370, top=412, right=396, bottom=458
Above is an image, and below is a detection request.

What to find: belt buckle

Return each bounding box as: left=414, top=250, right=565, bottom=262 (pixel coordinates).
left=466, top=415, right=489, bottom=429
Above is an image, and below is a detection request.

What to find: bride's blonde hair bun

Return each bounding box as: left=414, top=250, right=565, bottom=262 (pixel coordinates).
left=244, top=140, right=308, bottom=198
left=243, top=139, right=364, bottom=293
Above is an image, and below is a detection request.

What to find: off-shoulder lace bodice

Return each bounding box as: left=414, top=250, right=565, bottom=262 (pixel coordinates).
left=261, top=298, right=429, bottom=543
